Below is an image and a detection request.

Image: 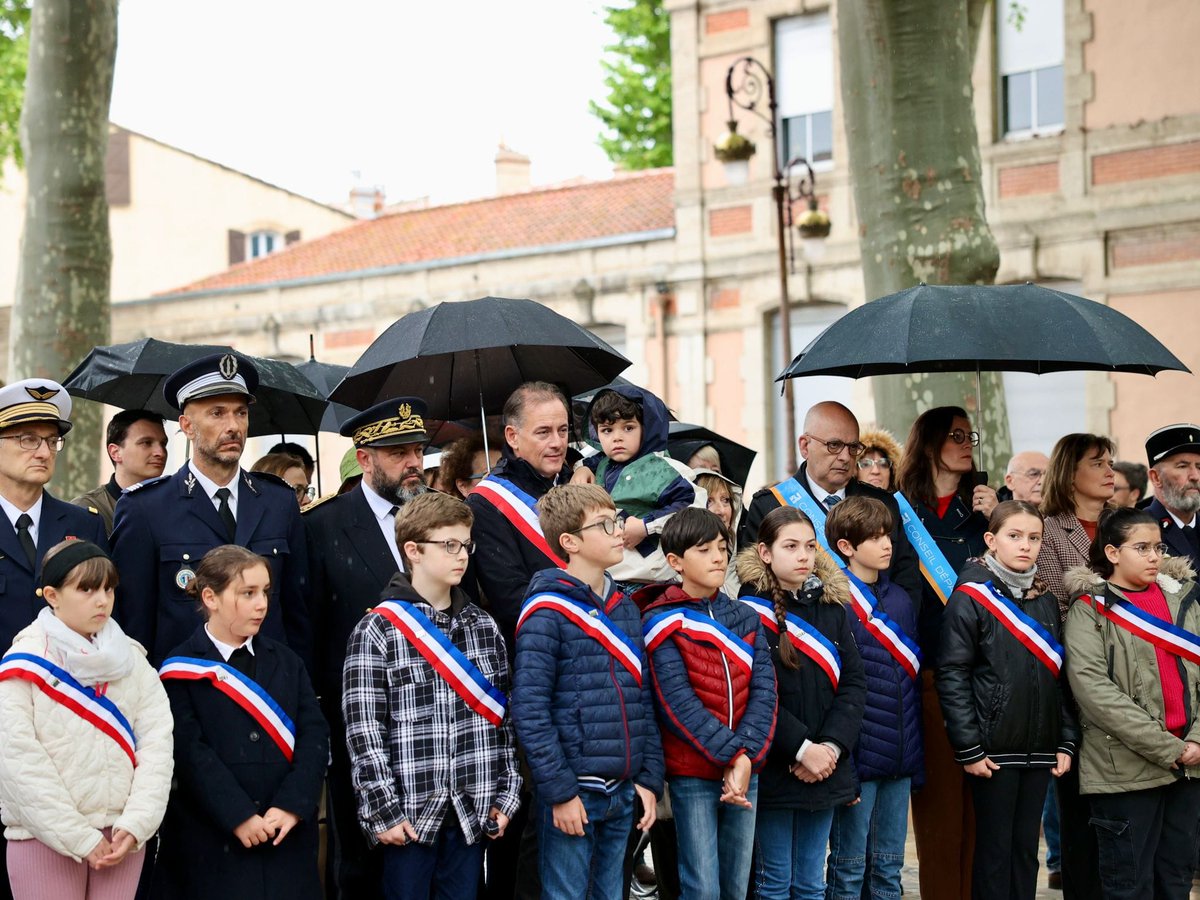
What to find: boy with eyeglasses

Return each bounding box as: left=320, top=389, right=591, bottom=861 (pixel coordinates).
left=511, top=484, right=664, bottom=900
left=342, top=491, right=522, bottom=899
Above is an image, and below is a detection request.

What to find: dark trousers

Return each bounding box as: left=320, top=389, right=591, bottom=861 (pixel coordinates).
left=479, top=791, right=536, bottom=900
left=1089, top=779, right=1200, bottom=900
left=1057, top=763, right=1100, bottom=899
left=381, top=823, right=483, bottom=900
left=968, top=766, right=1051, bottom=900
left=324, top=702, right=385, bottom=900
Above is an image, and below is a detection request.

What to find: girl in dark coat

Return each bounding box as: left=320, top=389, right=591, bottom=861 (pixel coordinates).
left=736, top=507, right=866, bottom=900
left=936, top=502, right=1077, bottom=900
left=153, top=545, right=329, bottom=900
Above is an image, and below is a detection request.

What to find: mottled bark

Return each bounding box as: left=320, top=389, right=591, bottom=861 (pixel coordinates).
left=10, top=0, right=117, bottom=497
left=838, top=0, right=1012, bottom=475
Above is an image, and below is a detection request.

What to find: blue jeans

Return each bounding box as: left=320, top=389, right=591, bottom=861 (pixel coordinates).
left=755, top=805, right=835, bottom=900
left=1043, top=779, right=1061, bottom=872
left=671, top=774, right=759, bottom=900
left=380, top=821, right=483, bottom=900
left=826, top=777, right=911, bottom=900
left=536, top=782, right=635, bottom=900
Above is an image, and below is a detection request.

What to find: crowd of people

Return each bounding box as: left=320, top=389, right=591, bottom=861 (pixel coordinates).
left=0, top=348, right=1195, bottom=900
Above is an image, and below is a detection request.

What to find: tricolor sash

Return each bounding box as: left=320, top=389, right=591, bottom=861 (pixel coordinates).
left=894, top=491, right=958, bottom=605
left=0, top=652, right=137, bottom=766
left=769, top=478, right=833, bottom=554
left=472, top=476, right=566, bottom=568
left=735, top=596, right=841, bottom=689
left=958, top=581, right=1063, bottom=677
left=843, top=569, right=922, bottom=680
left=374, top=600, right=507, bottom=727
left=1083, top=593, right=1200, bottom=667
left=160, top=657, right=297, bottom=761
left=518, top=593, right=643, bottom=686
left=643, top=609, right=754, bottom=678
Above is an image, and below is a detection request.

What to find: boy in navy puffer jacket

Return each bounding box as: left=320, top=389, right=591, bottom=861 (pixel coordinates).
left=511, top=484, right=664, bottom=900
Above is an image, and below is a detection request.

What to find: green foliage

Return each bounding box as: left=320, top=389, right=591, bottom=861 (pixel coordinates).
left=0, top=0, right=29, bottom=170
left=589, top=0, right=672, bottom=170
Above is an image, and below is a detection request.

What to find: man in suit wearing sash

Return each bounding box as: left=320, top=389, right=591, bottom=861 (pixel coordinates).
left=0, top=378, right=107, bottom=900
left=1145, top=424, right=1200, bottom=569
left=303, top=396, right=430, bottom=900
left=740, top=401, right=921, bottom=605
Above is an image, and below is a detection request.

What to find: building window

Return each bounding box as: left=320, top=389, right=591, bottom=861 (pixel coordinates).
left=998, top=1, right=1064, bottom=138
left=775, top=13, right=834, bottom=171
left=247, top=230, right=282, bottom=260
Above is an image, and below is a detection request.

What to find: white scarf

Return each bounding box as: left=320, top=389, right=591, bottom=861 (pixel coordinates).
left=36, top=607, right=136, bottom=685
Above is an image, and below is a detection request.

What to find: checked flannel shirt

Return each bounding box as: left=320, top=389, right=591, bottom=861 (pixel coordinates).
left=342, top=585, right=522, bottom=846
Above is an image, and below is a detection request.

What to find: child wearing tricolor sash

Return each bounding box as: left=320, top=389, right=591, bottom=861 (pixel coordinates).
left=937, top=501, right=1077, bottom=900
left=0, top=540, right=173, bottom=900
left=735, top=506, right=865, bottom=900
left=511, top=484, right=663, bottom=900
left=636, top=508, right=777, bottom=900
left=343, top=493, right=521, bottom=900
left=823, top=497, right=922, bottom=900
left=1063, top=507, right=1200, bottom=900
left=154, top=546, right=328, bottom=900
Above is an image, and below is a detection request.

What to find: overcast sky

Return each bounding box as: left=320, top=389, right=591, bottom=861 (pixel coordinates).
left=110, top=0, right=619, bottom=208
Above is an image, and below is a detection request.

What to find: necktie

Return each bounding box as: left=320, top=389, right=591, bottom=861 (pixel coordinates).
left=824, top=494, right=842, bottom=511
left=228, top=645, right=255, bottom=678
left=388, top=505, right=399, bottom=518
left=1185, top=524, right=1199, bottom=555
left=215, top=488, right=236, bottom=541
left=15, top=514, right=35, bottom=567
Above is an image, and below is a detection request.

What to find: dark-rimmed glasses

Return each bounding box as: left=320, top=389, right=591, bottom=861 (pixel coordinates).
left=571, top=516, right=625, bottom=536
left=289, top=483, right=317, bottom=501
left=948, top=429, right=981, bottom=447
left=415, top=539, right=476, bottom=556
left=0, top=433, right=65, bottom=453
left=805, top=435, right=865, bottom=457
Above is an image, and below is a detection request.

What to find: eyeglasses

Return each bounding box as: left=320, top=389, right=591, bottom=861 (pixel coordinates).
left=856, top=458, right=892, bottom=470
left=806, top=435, right=866, bottom=457
left=415, top=539, right=476, bottom=556
left=571, top=516, right=625, bottom=536
left=289, top=483, right=317, bottom=501
left=1118, top=542, right=1169, bottom=558
left=947, top=429, right=981, bottom=447
left=0, top=434, right=65, bottom=453
left=1017, top=468, right=1045, bottom=480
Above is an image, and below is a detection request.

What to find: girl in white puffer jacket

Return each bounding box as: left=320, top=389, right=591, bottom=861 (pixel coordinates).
left=0, top=540, right=173, bottom=900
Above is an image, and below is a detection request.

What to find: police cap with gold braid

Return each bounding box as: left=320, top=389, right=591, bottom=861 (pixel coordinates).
left=0, top=379, right=73, bottom=435
left=340, top=397, right=429, bottom=448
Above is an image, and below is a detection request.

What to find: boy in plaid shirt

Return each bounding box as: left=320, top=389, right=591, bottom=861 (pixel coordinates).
left=342, top=492, right=521, bottom=899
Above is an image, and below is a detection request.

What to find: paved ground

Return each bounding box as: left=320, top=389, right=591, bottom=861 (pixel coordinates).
left=898, top=820, right=1061, bottom=898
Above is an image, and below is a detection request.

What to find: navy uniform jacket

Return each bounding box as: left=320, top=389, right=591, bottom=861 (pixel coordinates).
left=0, top=491, right=107, bottom=653
left=1146, top=497, right=1200, bottom=569
left=110, top=463, right=312, bottom=667
left=153, top=627, right=328, bottom=900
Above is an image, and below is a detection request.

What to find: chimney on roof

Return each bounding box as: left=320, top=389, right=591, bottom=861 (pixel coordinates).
left=495, top=143, right=530, bottom=195
left=349, top=185, right=385, bottom=219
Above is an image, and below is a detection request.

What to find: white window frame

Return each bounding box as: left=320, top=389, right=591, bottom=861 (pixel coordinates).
left=247, top=230, right=283, bottom=260
left=774, top=14, right=835, bottom=173
left=997, top=0, right=1065, bottom=140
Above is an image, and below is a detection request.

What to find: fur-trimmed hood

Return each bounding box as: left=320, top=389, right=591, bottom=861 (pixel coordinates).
left=1063, top=555, right=1197, bottom=600
left=734, top=543, right=849, bottom=605
left=859, top=426, right=903, bottom=470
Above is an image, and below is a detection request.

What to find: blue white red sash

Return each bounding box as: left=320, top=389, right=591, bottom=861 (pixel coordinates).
left=518, top=592, right=643, bottom=686
left=769, top=478, right=833, bottom=554
left=0, top=652, right=137, bottom=766
left=1083, top=593, right=1200, bottom=667
left=643, top=609, right=754, bottom=678
left=160, top=656, right=297, bottom=761
left=894, top=492, right=957, bottom=605
left=958, top=581, right=1063, bottom=677
left=843, top=569, right=922, bottom=680
left=737, top=594, right=841, bottom=688
left=472, top=476, right=566, bottom=567
left=374, top=600, right=507, bottom=727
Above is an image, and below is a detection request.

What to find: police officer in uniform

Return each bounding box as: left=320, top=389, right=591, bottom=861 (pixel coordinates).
left=0, top=378, right=106, bottom=900
left=303, top=396, right=430, bottom=900
left=110, top=353, right=311, bottom=667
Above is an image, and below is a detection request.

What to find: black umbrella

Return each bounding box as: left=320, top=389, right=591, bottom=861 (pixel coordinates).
left=295, top=353, right=355, bottom=434
left=666, top=422, right=758, bottom=488
left=64, top=338, right=327, bottom=437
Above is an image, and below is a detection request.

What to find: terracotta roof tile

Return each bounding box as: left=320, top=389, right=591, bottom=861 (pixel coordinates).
left=162, top=169, right=675, bottom=296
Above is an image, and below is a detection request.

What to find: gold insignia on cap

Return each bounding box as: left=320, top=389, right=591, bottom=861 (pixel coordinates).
left=398, top=402, right=412, bottom=419
left=353, top=409, right=426, bottom=446
left=218, top=354, right=238, bottom=380
left=24, top=386, right=59, bottom=401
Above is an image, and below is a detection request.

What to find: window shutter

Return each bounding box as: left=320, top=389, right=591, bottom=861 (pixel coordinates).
left=228, top=230, right=246, bottom=265
left=285, top=230, right=301, bottom=245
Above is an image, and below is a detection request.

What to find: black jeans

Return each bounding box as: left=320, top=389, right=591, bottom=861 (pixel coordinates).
left=1057, top=762, right=1100, bottom=899
left=1089, top=778, right=1200, bottom=900
left=968, top=766, right=1051, bottom=900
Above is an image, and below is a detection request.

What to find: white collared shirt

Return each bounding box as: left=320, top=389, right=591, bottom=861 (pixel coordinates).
left=203, top=624, right=256, bottom=662
left=0, top=491, right=44, bottom=545
left=188, top=464, right=240, bottom=519
left=361, top=480, right=404, bottom=572
left=805, top=472, right=845, bottom=510
left=1164, top=507, right=1197, bottom=531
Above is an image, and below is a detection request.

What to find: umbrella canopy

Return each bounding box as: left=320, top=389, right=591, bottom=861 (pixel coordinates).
left=295, top=356, right=356, bottom=433
left=328, top=296, right=632, bottom=418
left=667, top=422, right=757, bottom=488
left=780, top=283, right=1190, bottom=380
left=64, top=338, right=327, bottom=436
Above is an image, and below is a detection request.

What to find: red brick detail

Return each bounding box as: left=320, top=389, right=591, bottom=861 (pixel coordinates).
left=1092, top=141, right=1200, bottom=186
left=711, top=288, right=740, bottom=309
left=1111, top=233, right=1200, bottom=269
left=709, top=205, right=752, bottom=237
left=323, top=328, right=375, bottom=349
left=998, top=162, right=1060, bottom=198
left=705, top=8, right=749, bottom=34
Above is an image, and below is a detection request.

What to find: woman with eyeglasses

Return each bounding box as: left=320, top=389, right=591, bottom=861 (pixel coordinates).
left=1062, top=507, right=1200, bottom=900
left=895, top=405, right=997, bottom=900
left=855, top=427, right=902, bottom=493
left=250, top=453, right=313, bottom=508
left=438, top=433, right=503, bottom=500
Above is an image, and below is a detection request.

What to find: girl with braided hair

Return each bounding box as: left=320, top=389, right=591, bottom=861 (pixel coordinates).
left=736, top=507, right=866, bottom=900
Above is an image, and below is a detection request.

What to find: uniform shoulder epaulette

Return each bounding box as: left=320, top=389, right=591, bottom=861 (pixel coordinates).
left=301, top=491, right=339, bottom=514
left=86, top=505, right=99, bottom=515
left=125, top=474, right=170, bottom=494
